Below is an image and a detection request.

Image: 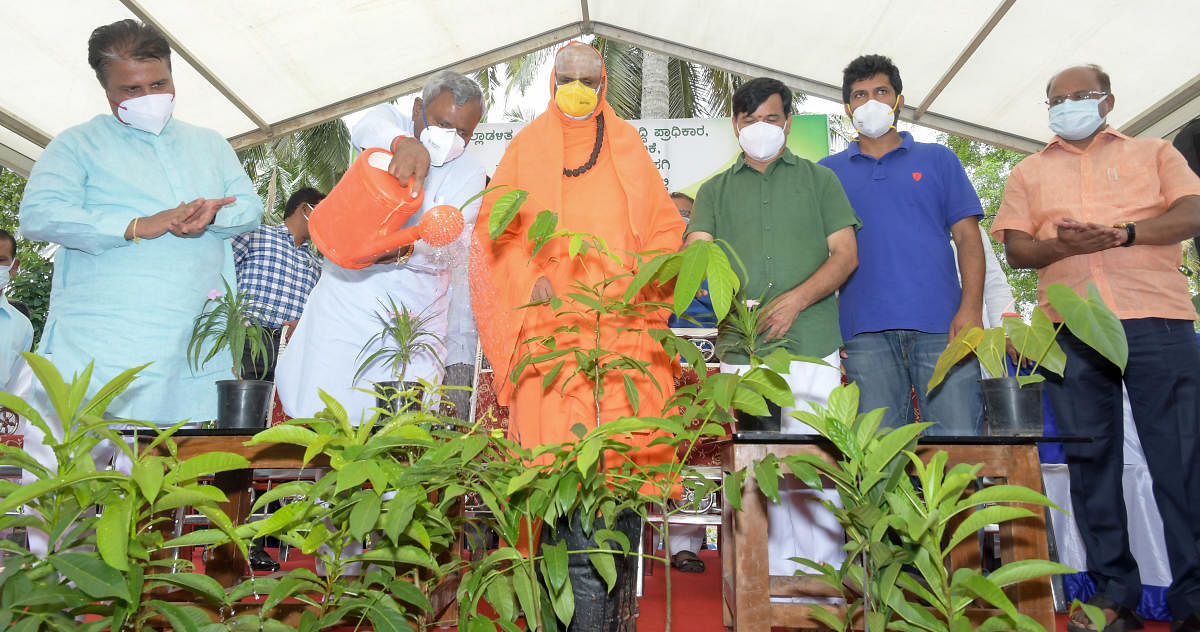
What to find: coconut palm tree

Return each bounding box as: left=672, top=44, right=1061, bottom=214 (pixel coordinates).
left=237, top=120, right=352, bottom=224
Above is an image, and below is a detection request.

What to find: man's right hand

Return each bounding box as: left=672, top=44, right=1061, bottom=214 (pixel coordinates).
left=129, top=200, right=202, bottom=240
left=1055, top=217, right=1124, bottom=255
left=389, top=136, right=431, bottom=198
left=530, top=276, right=555, bottom=302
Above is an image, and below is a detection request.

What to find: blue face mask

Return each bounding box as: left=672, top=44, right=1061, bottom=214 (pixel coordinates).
left=1048, top=98, right=1105, bottom=141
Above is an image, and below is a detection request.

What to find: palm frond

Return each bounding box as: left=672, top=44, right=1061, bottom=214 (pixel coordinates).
left=594, top=37, right=642, bottom=120
left=504, top=47, right=553, bottom=99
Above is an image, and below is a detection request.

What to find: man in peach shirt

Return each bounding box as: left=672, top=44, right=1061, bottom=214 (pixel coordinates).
left=993, top=65, right=1200, bottom=632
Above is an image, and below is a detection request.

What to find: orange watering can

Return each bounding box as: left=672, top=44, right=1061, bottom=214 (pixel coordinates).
left=309, top=148, right=466, bottom=269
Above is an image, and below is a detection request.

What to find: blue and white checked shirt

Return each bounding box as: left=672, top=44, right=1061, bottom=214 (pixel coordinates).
left=232, top=223, right=321, bottom=327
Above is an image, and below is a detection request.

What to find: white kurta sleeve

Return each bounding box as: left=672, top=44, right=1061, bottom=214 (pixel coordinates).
left=979, top=225, right=1015, bottom=328
left=207, top=135, right=263, bottom=237
left=351, top=104, right=410, bottom=152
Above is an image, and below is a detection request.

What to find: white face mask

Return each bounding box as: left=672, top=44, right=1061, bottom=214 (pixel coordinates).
left=420, top=125, right=466, bottom=167
left=737, top=121, right=786, bottom=161
left=113, top=93, right=175, bottom=135
left=851, top=98, right=897, bottom=139
left=1048, top=98, right=1105, bottom=141
left=0, top=261, right=14, bottom=288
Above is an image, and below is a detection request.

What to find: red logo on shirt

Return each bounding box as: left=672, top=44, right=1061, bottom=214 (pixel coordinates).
left=912, top=172, right=923, bottom=181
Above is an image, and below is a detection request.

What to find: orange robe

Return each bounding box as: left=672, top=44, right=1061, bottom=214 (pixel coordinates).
left=470, top=98, right=685, bottom=468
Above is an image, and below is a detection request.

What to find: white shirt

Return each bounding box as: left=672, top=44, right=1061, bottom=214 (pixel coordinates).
left=275, top=104, right=485, bottom=422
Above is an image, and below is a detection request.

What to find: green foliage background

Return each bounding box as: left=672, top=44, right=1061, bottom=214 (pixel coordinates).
left=0, top=168, right=52, bottom=341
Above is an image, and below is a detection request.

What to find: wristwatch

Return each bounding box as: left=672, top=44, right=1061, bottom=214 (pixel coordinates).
left=1114, top=221, right=1136, bottom=247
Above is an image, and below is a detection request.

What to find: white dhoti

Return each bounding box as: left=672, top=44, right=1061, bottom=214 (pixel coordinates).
left=721, top=351, right=846, bottom=588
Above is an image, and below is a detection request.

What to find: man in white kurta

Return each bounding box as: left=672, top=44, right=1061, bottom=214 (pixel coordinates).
left=0, top=230, right=33, bottom=392
left=277, top=73, right=485, bottom=424
left=19, top=21, right=261, bottom=424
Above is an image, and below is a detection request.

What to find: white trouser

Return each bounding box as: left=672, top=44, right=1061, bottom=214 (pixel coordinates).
left=721, top=351, right=846, bottom=582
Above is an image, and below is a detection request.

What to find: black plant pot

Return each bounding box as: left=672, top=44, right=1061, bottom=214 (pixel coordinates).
left=215, top=379, right=273, bottom=429
left=734, top=401, right=782, bottom=432
left=540, top=509, right=641, bottom=632
left=979, top=377, right=1044, bottom=436
left=374, top=380, right=425, bottom=415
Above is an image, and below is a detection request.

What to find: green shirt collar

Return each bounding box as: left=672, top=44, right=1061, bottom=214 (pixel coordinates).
left=735, top=147, right=799, bottom=174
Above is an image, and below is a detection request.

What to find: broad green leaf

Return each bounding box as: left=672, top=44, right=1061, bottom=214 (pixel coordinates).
left=723, top=469, right=746, bottom=511
left=488, top=189, right=529, bottom=239
left=131, top=458, right=165, bottom=503
left=588, top=551, right=618, bottom=592
left=484, top=575, right=516, bottom=621
left=390, top=577, right=433, bottom=612
left=704, top=242, right=738, bottom=321
left=50, top=552, right=128, bottom=601
left=674, top=241, right=708, bottom=315
left=976, top=327, right=1009, bottom=380
left=752, top=455, right=781, bottom=503
left=1046, top=281, right=1128, bottom=371
left=355, top=544, right=438, bottom=569
left=541, top=540, right=569, bottom=591
left=507, top=465, right=541, bottom=495
left=147, top=600, right=201, bottom=632
left=953, top=569, right=1018, bottom=619
left=511, top=566, right=539, bottom=628
left=349, top=491, right=383, bottom=541
left=986, top=559, right=1077, bottom=588
left=1004, top=311, right=1066, bottom=376
left=947, top=505, right=1035, bottom=552
left=958, top=484, right=1061, bottom=514
left=576, top=440, right=600, bottom=476
left=336, top=461, right=370, bottom=494
left=96, top=493, right=131, bottom=571
left=162, top=528, right=232, bottom=549
left=171, top=452, right=251, bottom=482
left=246, top=423, right=321, bottom=447
left=367, top=607, right=412, bottom=632
left=927, top=327, right=984, bottom=394
left=739, top=367, right=793, bottom=407
left=147, top=572, right=229, bottom=606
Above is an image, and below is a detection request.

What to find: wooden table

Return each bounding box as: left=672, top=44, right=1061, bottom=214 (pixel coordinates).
left=132, top=428, right=327, bottom=587
left=720, top=434, right=1060, bottom=632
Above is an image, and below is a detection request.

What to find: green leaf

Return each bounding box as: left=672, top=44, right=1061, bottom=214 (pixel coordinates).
left=171, top=452, right=252, bottom=482
left=958, top=484, right=1060, bottom=514
left=367, top=607, right=412, bottom=632
left=146, top=600, right=201, bottom=632
left=511, top=566, right=539, bottom=628
left=953, top=569, right=1018, bottom=619
left=50, top=552, right=128, bottom=601
left=927, top=327, right=984, bottom=394
left=96, top=493, right=131, bottom=571
left=704, top=242, right=738, bottom=321
left=568, top=234, right=583, bottom=259
left=986, top=559, right=1078, bottom=588
left=527, top=210, right=558, bottom=247
left=336, top=461, right=370, bottom=494
left=162, top=528, right=233, bottom=549
left=577, top=440, right=600, bottom=476
left=947, top=505, right=1035, bottom=552
left=506, top=466, right=541, bottom=496
left=621, top=374, right=640, bottom=415
left=739, top=367, right=793, bottom=407
left=130, top=458, right=165, bottom=503
left=147, top=572, right=229, bottom=606
left=541, top=540, right=569, bottom=591
left=723, top=468, right=746, bottom=511
left=349, top=491, right=383, bottom=541
left=1047, top=282, right=1128, bottom=371
left=1004, top=310, right=1066, bottom=376
left=484, top=575, right=516, bottom=621
left=752, top=455, right=780, bottom=503
left=588, top=551, right=617, bottom=592
left=674, top=241, right=708, bottom=315
left=246, top=424, right=321, bottom=447
left=488, top=189, right=529, bottom=239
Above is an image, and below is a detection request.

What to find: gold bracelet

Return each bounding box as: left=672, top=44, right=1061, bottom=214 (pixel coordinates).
left=131, top=217, right=141, bottom=243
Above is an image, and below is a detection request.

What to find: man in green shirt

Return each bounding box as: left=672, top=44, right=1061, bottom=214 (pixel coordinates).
left=685, top=77, right=860, bottom=584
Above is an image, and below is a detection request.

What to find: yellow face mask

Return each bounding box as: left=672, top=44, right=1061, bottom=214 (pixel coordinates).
left=555, top=80, right=599, bottom=119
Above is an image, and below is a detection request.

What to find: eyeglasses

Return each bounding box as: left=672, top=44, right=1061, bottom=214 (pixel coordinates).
left=1046, top=90, right=1108, bottom=108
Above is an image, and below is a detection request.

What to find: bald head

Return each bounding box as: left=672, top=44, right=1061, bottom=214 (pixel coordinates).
left=555, top=44, right=603, bottom=90
left=1046, top=64, right=1111, bottom=98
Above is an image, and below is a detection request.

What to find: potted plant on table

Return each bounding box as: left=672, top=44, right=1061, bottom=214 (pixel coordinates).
left=927, top=281, right=1128, bottom=435
left=188, top=279, right=278, bottom=428
left=354, top=295, right=444, bottom=415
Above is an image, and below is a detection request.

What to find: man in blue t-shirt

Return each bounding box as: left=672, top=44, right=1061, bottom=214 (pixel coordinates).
left=819, top=54, right=986, bottom=435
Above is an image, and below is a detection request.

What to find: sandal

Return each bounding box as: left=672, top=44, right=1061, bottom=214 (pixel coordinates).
left=1068, top=595, right=1144, bottom=632
left=670, top=550, right=706, bottom=573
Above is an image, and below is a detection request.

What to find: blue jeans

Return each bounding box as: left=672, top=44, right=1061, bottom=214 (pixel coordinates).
left=1045, top=318, right=1200, bottom=617
left=843, top=330, right=984, bottom=436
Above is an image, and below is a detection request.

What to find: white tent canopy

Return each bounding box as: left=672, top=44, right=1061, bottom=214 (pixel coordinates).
left=2, top=0, right=1198, bottom=176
